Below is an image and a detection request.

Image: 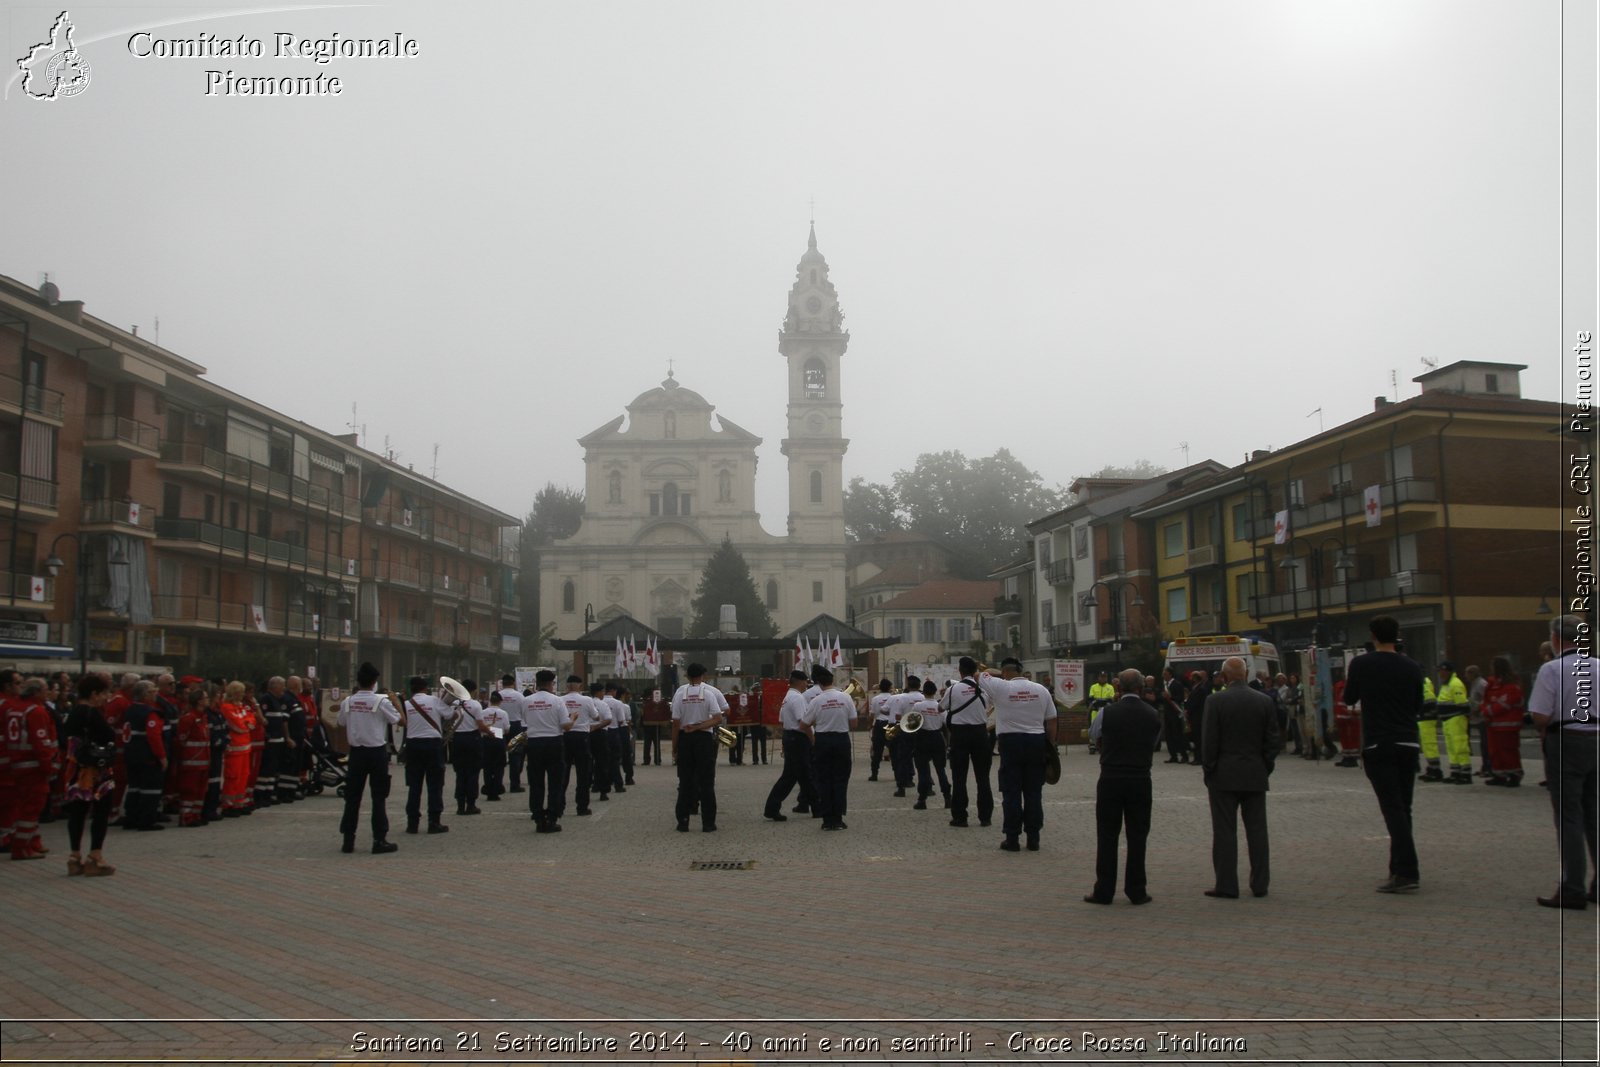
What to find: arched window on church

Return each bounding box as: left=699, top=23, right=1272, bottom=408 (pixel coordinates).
left=765, top=579, right=779, bottom=609
left=663, top=482, right=680, bottom=516
left=804, top=358, right=826, bottom=399
left=562, top=580, right=575, bottom=613
left=608, top=471, right=622, bottom=504
left=809, top=470, right=823, bottom=503
left=664, top=411, right=677, bottom=439
left=718, top=469, right=732, bottom=503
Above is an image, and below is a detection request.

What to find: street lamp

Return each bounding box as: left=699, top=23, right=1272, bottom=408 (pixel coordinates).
left=1081, top=580, right=1145, bottom=670
left=1277, top=536, right=1354, bottom=645
left=1536, top=586, right=1559, bottom=616
left=583, top=602, right=596, bottom=634
left=42, top=533, right=88, bottom=676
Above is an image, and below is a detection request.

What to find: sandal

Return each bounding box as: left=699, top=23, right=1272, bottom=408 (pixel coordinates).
left=83, top=857, right=116, bottom=877
left=67, top=857, right=84, bottom=876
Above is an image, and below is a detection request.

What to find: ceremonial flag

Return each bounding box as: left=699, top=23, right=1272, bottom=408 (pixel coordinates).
left=801, top=635, right=813, bottom=668
left=1272, top=509, right=1289, bottom=545
left=794, top=631, right=804, bottom=666
left=1363, top=484, right=1382, bottom=528
left=830, top=634, right=843, bottom=667
left=614, top=636, right=625, bottom=675
left=250, top=604, right=267, bottom=632
left=29, top=576, right=45, bottom=602
left=645, top=636, right=658, bottom=671
left=628, top=635, right=638, bottom=671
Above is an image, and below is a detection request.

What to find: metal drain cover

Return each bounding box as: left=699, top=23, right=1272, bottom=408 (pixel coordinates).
left=689, top=859, right=755, bottom=871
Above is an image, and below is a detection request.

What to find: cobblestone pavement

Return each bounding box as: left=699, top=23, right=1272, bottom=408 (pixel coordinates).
left=1, top=736, right=1595, bottom=1066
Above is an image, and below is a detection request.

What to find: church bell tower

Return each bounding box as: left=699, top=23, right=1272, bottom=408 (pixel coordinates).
left=779, top=223, right=849, bottom=544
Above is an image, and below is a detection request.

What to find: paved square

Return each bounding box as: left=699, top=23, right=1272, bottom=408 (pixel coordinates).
left=2, top=737, right=1595, bottom=1065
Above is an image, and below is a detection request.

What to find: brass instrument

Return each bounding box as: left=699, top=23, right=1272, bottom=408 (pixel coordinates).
left=884, top=722, right=899, bottom=742
left=901, top=709, right=925, bottom=734
left=715, top=725, right=739, bottom=748
left=505, top=731, right=528, bottom=758
left=438, top=676, right=472, bottom=705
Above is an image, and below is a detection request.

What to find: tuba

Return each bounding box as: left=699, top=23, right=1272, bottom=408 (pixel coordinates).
left=438, top=676, right=472, bottom=705
left=505, top=731, right=528, bottom=759
left=901, top=709, right=925, bottom=734
left=715, top=725, right=739, bottom=748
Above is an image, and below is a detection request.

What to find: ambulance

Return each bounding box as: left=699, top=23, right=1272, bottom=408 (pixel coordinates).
left=1162, top=635, right=1280, bottom=683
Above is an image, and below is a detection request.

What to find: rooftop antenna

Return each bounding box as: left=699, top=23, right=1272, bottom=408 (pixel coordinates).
left=1307, top=407, right=1323, bottom=432
left=1175, top=441, right=1190, bottom=465
left=430, top=443, right=439, bottom=480
left=153, top=316, right=159, bottom=344
left=347, top=403, right=366, bottom=446
left=1390, top=368, right=1398, bottom=400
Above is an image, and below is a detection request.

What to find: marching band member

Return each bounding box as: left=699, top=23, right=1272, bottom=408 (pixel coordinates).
left=497, top=673, right=528, bottom=793
left=942, top=657, right=993, bottom=828
left=606, top=683, right=635, bottom=786
left=561, top=676, right=600, bottom=816
left=448, top=678, right=487, bottom=816
left=670, top=663, right=727, bottom=833
left=800, top=667, right=857, bottom=830
left=867, top=679, right=894, bottom=781
left=400, top=676, right=450, bottom=835
left=763, top=670, right=815, bottom=821
left=522, top=670, right=570, bottom=833
left=335, top=662, right=400, bottom=854
left=479, top=690, right=510, bottom=801
left=587, top=683, right=619, bottom=799
left=888, top=675, right=920, bottom=796
left=981, top=658, right=1058, bottom=852
left=911, top=679, right=950, bottom=810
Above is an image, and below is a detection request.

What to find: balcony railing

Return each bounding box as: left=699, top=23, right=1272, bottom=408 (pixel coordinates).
left=82, top=499, right=154, bottom=532
left=367, top=560, right=422, bottom=587
left=469, top=633, right=499, bottom=652
left=151, top=593, right=352, bottom=638
left=1249, top=478, right=1441, bottom=539
left=158, top=442, right=357, bottom=514
left=153, top=517, right=351, bottom=578
left=1188, top=612, right=1222, bottom=634
left=1097, top=556, right=1125, bottom=577
left=0, top=373, right=66, bottom=420
left=1045, top=622, right=1075, bottom=648
left=0, top=472, right=58, bottom=511
left=1044, top=558, right=1073, bottom=585
left=83, top=413, right=160, bottom=453
left=993, top=594, right=1022, bottom=617
left=1347, top=571, right=1442, bottom=602
left=1, top=571, right=53, bottom=603
left=1186, top=544, right=1218, bottom=569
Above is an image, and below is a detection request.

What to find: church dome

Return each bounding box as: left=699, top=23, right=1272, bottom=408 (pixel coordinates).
left=627, top=369, right=712, bottom=411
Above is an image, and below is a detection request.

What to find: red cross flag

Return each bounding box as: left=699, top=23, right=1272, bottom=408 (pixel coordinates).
left=1364, top=485, right=1382, bottom=528
left=29, top=576, right=45, bottom=601
left=1273, top=510, right=1289, bottom=545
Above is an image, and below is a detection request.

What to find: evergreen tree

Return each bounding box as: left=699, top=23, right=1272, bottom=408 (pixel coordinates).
left=516, top=483, right=585, bottom=655
left=688, top=536, right=778, bottom=638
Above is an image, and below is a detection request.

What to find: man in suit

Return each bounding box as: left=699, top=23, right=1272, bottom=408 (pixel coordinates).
left=1201, top=656, right=1281, bottom=898
left=1084, top=668, right=1161, bottom=905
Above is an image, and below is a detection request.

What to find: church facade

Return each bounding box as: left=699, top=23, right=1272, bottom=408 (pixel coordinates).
left=539, top=226, right=850, bottom=642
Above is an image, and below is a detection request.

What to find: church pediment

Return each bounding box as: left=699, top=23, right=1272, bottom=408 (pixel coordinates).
left=643, top=458, right=697, bottom=478
left=634, top=520, right=709, bottom=547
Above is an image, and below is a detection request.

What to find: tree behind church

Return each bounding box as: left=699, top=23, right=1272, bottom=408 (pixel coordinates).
left=517, top=483, right=585, bottom=656
left=688, top=537, right=778, bottom=639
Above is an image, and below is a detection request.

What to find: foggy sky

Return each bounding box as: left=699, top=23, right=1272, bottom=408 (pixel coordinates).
left=0, top=0, right=1571, bottom=529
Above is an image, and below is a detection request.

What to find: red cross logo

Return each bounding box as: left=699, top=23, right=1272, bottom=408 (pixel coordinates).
left=1274, top=517, right=1285, bottom=537
left=1063, top=679, right=1077, bottom=695
left=1366, top=497, right=1378, bottom=516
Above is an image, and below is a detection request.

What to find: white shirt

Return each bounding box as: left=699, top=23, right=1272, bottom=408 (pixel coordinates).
left=522, top=691, right=569, bottom=738
left=913, top=697, right=944, bottom=731
left=889, top=691, right=921, bottom=723
left=940, top=677, right=988, bottom=726
left=496, top=687, right=526, bottom=725
left=869, top=692, right=895, bottom=723
left=802, top=684, right=822, bottom=703
left=562, top=691, right=602, bottom=733
left=451, top=698, right=484, bottom=734
left=671, top=682, right=729, bottom=728
left=480, top=705, right=510, bottom=738
left=979, top=674, right=1057, bottom=735
left=337, top=690, right=399, bottom=747
left=779, top=689, right=809, bottom=730
left=1530, top=650, right=1600, bottom=732
left=401, top=693, right=449, bottom=740
left=803, top=687, right=857, bottom=733
left=602, top=695, right=626, bottom=729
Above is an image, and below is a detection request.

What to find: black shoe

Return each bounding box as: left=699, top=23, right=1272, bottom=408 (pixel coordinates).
left=676, top=820, right=689, bottom=833
left=1083, top=894, right=1113, bottom=905
left=1252, top=889, right=1268, bottom=898
left=484, top=794, right=501, bottom=802
left=1376, top=877, right=1419, bottom=894
left=1127, top=893, right=1153, bottom=905
left=893, top=789, right=906, bottom=797
left=913, top=799, right=927, bottom=810
left=341, top=836, right=355, bottom=854
left=427, top=823, right=449, bottom=834
left=625, top=778, right=635, bottom=785
left=822, top=822, right=839, bottom=831
left=836, top=820, right=846, bottom=830
left=868, top=774, right=878, bottom=782
left=1204, top=889, right=1239, bottom=899
left=406, top=821, right=420, bottom=835
left=701, top=824, right=717, bottom=832
left=135, top=824, right=165, bottom=832
left=576, top=808, right=591, bottom=816
left=535, top=822, right=553, bottom=834
left=979, top=818, right=992, bottom=827
left=999, top=839, right=1021, bottom=852
left=614, top=787, right=626, bottom=794
left=1164, top=757, right=1179, bottom=763
left=949, top=817, right=969, bottom=827
left=1026, top=838, right=1039, bottom=852
left=764, top=812, right=788, bottom=822
left=1537, top=892, right=1588, bottom=910
left=372, top=840, right=398, bottom=854
left=466, top=806, right=482, bottom=814
left=509, top=786, right=525, bottom=793
left=792, top=805, right=810, bottom=814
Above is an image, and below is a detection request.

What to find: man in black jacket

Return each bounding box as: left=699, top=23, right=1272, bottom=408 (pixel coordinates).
left=1202, top=657, right=1280, bottom=898
left=1341, top=615, right=1424, bottom=893
left=1084, top=668, right=1162, bottom=905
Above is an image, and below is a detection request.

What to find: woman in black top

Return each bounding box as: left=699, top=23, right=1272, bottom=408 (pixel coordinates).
left=61, top=675, right=118, bottom=876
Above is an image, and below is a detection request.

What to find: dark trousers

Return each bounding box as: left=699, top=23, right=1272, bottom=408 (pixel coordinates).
left=618, top=726, right=635, bottom=781
left=339, top=746, right=391, bottom=842
left=914, top=729, right=951, bottom=798
left=65, top=795, right=113, bottom=852
left=748, top=726, right=767, bottom=764
left=1476, top=720, right=1492, bottom=771
left=766, top=729, right=817, bottom=815
left=524, top=736, right=566, bottom=823
left=1362, top=743, right=1420, bottom=881
left=1093, top=775, right=1152, bottom=900
left=1544, top=730, right=1600, bottom=898
left=481, top=737, right=506, bottom=798
left=675, top=732, right=717, bottom=826
left=204, top=751, right=223, bottom=819
left=606, top=730, right=626, bottom=790
left=891, top=731, right=914, bottom=788
left=506, top=722, right=526, bottom=788
left=997, top=732, right=1047, bottom=841
left=1208, top=788, right=1270, bottom=896
left=589, top=730, right=614, bottom=798
left=257, top=743, right=281, bottom=803
left=403, top=737, right=447, bottom=825
left=563, top=732, right=592, bottom=814
left=642, top=724, right=663, bottom=765
left=122, top=755, right=164, bottom=828
left=948, top=724, right=994, bottom=823
left=1162, top=710, right=1190, bottom=758
left=812, top=732, right=851, bottom=824
left=869, top=721, right=889, bottom=776
left=451, top=732, right=482, bottom=807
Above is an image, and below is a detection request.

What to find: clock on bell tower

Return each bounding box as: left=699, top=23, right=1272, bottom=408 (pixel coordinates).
left=778, top=222, right=849, bottom=545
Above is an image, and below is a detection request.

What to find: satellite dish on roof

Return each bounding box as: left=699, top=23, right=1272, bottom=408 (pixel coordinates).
left=38, top=280, right=59, bottom=305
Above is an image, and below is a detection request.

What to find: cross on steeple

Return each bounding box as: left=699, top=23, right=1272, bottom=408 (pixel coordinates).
left=808, top=195, right=815, bottom=224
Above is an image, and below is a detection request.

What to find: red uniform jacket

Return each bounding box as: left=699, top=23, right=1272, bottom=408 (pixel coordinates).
left=6, top=699, right=60, bottom=778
